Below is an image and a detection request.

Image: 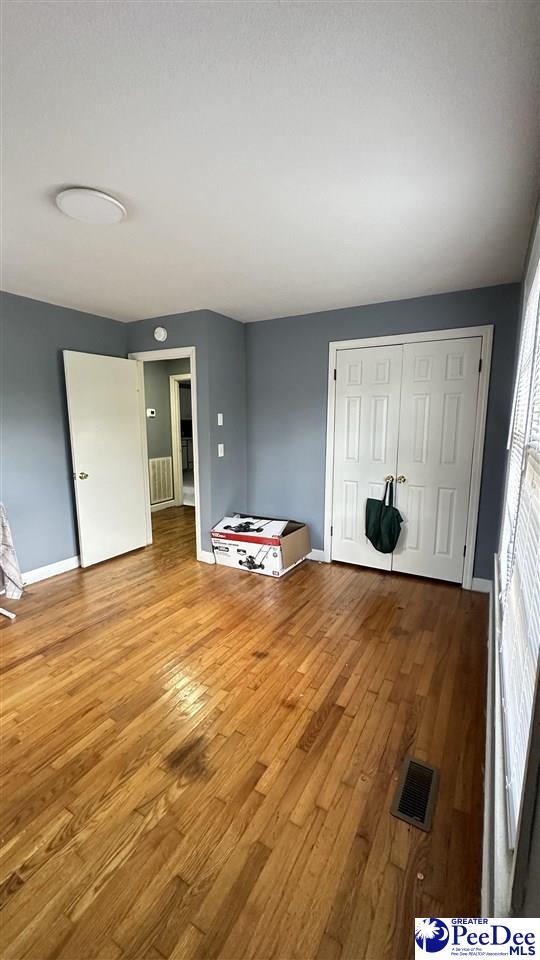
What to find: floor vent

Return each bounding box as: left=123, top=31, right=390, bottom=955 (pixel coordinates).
left=391, top=756, right=438, bottom=832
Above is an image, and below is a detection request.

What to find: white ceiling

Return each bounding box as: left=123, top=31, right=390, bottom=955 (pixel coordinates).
left=2, top=1, right=539, bottom=323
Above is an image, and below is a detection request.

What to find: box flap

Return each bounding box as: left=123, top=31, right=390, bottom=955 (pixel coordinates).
left=280, top=524, right=311, bottom=568
left=212, top=516, right=288, bottom=538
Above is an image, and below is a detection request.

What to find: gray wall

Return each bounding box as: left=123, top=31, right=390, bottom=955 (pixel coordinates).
left=143, top=358, right=190, bottom=460
left=207, top=311, right=248, bottom=529
left=1, top=291, right=127, bottom=571
left=1, top=284, right=520, bottom=577
left=127, top=310, right=247, bottom=550
left=1, top=297, right=246, bottom=569
left=245, top=283, right=521, bottom=580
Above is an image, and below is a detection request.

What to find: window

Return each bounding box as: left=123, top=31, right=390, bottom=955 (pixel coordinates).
left=498, top=254, right=540, bottom=846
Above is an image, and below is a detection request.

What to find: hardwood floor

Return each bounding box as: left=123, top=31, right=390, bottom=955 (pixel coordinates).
left=0, top=507, right=487, bottom=960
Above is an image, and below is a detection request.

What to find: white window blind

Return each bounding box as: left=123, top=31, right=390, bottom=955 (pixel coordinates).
left=498, top=256, right=540, bottom=847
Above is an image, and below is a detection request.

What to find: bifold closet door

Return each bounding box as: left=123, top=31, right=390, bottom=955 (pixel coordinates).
left=392, top=337, right=482, bottom=582
left=331, top=345, right=402, bottom=570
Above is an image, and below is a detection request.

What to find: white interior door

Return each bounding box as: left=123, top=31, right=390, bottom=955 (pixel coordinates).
left=64, top=351, right=150, bottom=567
left=392, top=337, right=482, bottom=582
left=331, top=344, right=402, bottom=569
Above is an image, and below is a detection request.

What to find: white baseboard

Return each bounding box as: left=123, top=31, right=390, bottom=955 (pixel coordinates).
left=150, top=499, right=177, bottom=513
left=472, top=577, right=492, bottom=594
left=22, top=555, right=80, bottom=585
left=197, top=549, right=215, bottom=565
left=308, top=548, right=328, bottom=563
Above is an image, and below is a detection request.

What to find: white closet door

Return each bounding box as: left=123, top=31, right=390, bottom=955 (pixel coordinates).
left=392, top=337, right=481, bottom=582
left=331, top=345, right=402, bottom=569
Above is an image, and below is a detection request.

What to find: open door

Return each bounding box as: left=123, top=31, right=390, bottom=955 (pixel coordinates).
left=64, top=351, right=150, bottom=567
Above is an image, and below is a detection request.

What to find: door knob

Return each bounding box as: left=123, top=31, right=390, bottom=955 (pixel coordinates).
left=384, top=474, right=395, bottom=482
left=78, top=472, right=89, bottom=480
left=397, top=475, right=407, bottom=483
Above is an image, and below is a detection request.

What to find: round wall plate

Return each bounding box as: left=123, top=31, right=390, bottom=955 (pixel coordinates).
left=153, top=326, right=168, bottom=342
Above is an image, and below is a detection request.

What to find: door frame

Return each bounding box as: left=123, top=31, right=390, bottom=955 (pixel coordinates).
left=169, top=373, right=192, bottom=507
left=323, top=325, right=494, bottom=589
left=128, top=347, right=206, bottom=565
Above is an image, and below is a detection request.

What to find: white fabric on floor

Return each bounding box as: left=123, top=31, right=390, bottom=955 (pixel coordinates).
left=0, top=503, right=23, bottom=600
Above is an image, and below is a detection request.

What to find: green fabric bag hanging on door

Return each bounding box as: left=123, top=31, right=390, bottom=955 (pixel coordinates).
left=365, top=480, right=403, bottom=554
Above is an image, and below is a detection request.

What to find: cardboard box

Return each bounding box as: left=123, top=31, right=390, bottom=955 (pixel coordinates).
left=211, top=515, right=311, bottom=577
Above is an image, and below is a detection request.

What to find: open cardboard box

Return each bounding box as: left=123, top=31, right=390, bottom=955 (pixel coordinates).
left=211, top=514, right=311, bottom=577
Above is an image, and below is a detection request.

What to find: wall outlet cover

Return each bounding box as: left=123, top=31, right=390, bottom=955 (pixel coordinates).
left=218, top=443, right=225, bottom=457
left=217, top=413, right=224, bottom=426
left=147, top=408, right=156, bottom=418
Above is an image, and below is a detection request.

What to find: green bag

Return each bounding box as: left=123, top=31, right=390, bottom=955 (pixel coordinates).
left=365, top=480, right=403, bottom=554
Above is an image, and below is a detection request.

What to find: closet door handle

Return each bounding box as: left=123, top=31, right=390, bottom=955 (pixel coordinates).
left=78, top=472, right=89, bottom=480
left=384, top=474, right=395, bottom=482
left=396, top=475, right=407, bottom=483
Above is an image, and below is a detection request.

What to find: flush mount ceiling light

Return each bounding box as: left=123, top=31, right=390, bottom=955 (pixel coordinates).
left=55, top=187, right=127, bottom=224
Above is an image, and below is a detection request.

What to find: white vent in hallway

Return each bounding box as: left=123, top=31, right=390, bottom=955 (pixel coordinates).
left=149, top=457, right=173, bottom=504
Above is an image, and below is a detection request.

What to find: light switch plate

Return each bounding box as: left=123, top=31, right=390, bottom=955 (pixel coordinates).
left=217, top=413, right=224, bottom=426
left=218, top=443, right=225, bottom=458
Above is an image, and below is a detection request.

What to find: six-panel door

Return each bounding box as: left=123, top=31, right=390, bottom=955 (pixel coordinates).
left=331, top=336, right=482, bottom=583
left=392, top=337, right=482, bottom=582
left=331, top=344, right=402, bottom=570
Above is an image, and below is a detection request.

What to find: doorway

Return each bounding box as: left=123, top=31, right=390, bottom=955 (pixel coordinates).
left=129, top=346, right=206, bottom=564
left=324, top=326, right=493, bottom=587
left=142, top=358, right=190, bottom=512
left=170, top=374, right=194, bottom=508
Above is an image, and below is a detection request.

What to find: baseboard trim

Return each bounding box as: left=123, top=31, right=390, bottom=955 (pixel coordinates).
left=150, top=500, right=177, bottom=513
left=472, top=577, right=492, bottom=594
left=308, top=549, right=328, bottom=563
left=198, top=549, right=215, bottom=565
left=22, top=555, right=80, bottom=585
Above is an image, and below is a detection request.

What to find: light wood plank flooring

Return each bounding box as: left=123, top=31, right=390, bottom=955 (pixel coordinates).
left=0, top=507, right=487, bottom=960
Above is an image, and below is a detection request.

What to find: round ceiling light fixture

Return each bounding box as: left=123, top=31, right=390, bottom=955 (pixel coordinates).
left=55, top=187, right=127, bottom=224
